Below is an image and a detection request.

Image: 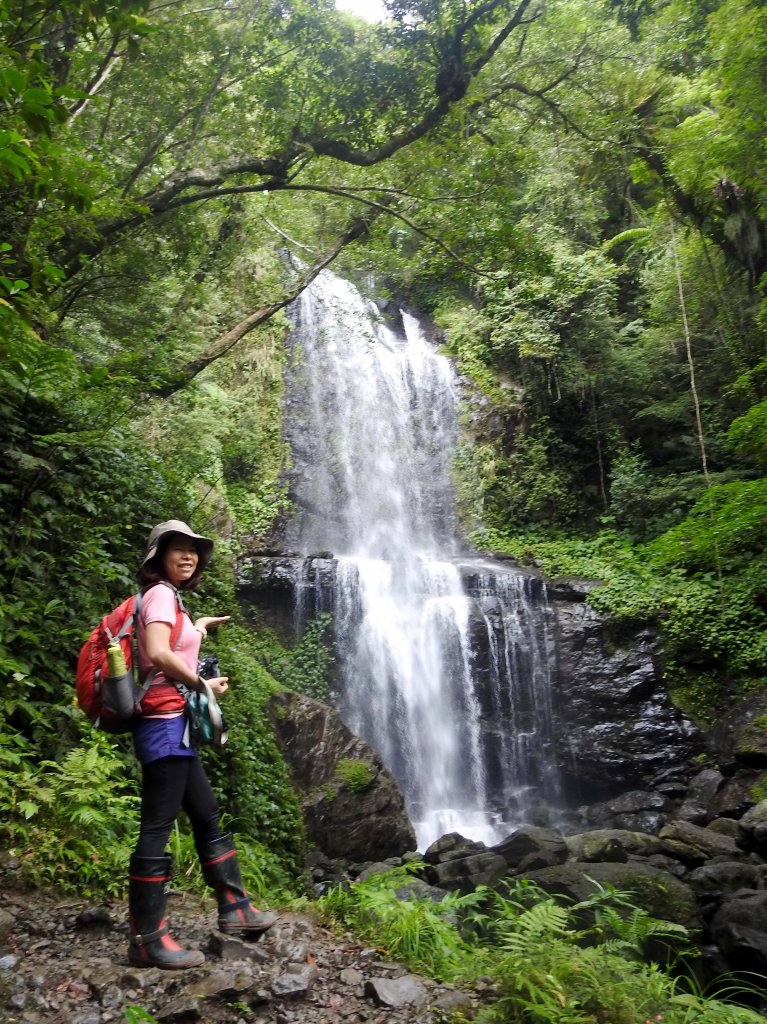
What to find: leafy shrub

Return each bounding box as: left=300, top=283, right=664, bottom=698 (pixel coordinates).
left=727, top=399, right=767, bottom=469
left=472, top=516, right=767, bottom=724
left=0, top=330, right=190, bottom=768
left=169, top=821, right=296, bottom=904
left=318, top=863, right=470, bottom=978
left=206, top=624, right=305, bottom=873
left=648, top=479, right=767, bottom=572
left=609, top=446, right=657, bottom=536
left=336, top=758, right=375, bottom=792
left=270, top=613, right=335, bottom=702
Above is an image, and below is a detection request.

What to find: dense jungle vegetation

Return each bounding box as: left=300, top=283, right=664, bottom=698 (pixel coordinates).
left=1, top=0, right=766, bottom=1019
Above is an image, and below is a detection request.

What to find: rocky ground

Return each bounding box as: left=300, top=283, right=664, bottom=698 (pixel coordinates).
left=0, top=884, right=479, bottom=1024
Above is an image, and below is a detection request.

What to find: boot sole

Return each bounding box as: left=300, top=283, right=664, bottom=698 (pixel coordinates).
left=128, top=952, right=206, bottom=970
left=218, top=922, right=275, bottom=934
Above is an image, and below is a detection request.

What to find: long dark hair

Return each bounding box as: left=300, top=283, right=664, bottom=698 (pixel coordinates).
left=137, top=533, right=205, bottom=591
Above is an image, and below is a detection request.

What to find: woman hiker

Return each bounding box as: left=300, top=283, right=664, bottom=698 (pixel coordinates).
left=128, top=519, right=276, bottom=970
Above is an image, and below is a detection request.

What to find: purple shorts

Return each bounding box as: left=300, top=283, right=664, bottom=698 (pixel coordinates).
left=133, top=713, right=197, bottom=765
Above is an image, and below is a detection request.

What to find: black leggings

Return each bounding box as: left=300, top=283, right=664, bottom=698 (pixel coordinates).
left=135, top=756, right=222, bottom=859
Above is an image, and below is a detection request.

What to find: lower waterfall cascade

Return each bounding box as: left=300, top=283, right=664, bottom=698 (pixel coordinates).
left=280, top=269, right=564, bottom=851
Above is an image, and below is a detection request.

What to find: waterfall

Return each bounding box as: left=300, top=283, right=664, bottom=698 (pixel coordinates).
left=283, top=270, right=560, bottom=850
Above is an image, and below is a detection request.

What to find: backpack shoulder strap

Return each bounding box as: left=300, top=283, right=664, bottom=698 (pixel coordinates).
left=154, top=582, right=187, bottom=648
left=133, top=585, right=186, bottom=696
left=104, top=595, right=137, bottom=645
left=169, top=593, right=185, bottom=651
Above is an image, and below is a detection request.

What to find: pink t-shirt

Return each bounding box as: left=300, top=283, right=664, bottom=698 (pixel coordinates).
left=137, top=583, right=200, bottom=715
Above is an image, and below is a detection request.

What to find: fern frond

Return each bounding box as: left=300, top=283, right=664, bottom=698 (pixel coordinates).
left=602, top=227, right=651, bottom=253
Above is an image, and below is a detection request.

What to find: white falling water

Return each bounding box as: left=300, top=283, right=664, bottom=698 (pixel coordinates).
left=284, top=270, right=559, bottom=850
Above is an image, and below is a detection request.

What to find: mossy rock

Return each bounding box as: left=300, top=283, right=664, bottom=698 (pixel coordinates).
left=336, top=757, right=376, bottom=793
left=524, top=860, right=700, bottom=933
left=706, top=693, right=767, bottom=769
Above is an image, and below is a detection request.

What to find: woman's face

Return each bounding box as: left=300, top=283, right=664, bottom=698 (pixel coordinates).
left=162, top=537, right=199, bottom=587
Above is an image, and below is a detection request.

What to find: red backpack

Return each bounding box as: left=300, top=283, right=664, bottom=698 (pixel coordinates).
left=76, top=589, right=184, bottom=732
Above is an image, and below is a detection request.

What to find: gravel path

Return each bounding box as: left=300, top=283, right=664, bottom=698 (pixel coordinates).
left=0, top=887, right=481, bottom=1024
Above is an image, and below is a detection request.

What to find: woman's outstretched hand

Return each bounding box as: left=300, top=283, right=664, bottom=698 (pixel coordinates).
left=194, top=615, right=231, bottom=635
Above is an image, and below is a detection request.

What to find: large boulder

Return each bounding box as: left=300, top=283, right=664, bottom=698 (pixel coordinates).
left=687, top=861, right=766, bottom=897
left=523, top=860, right=701, bottom=932
left=658, top=821, right=742, bottom=866
left=708, top=769, right=767, bottom=818
left=564, top=829, right=661, bottom=863
left=551, top=602, right=698, bottom=795
left=422, top=833, right=508, bottom=892
left=491, top=826, right=568, bottom=872
left=676, top=767, right=726, bottom=824
left=268, top=691, right=416, bottom=860
left=584, top=789, right=670, bottom=834
left=738, top=799, right=767, bottom=855
left=706, top=694, right=767, bottom=770
left=710, top=891, right=767, bottom=973
left=424, top=851, right=509, bottom=892
left=423, top=833, right=486, bottom=864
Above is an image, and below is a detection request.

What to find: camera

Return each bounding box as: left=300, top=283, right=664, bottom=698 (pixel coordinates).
left=197, top=654, right=220, bottom=680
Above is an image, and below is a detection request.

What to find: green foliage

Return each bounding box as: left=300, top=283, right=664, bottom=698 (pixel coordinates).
left=435, top=301, right=503, bottom=404
left=649, top=479, right=767, bottom=573
left=318, top=863, right=471, bottom=978
left=474, top=513, right=767, bottom=724
left=499, top=424, right=578, bottom=528
left=0, top=0, right=765, bottom=962
left=318, top=870, right=764, bottom=1024
left=168, top=821, right=295, bottom=904
left=0, top=730, right=139, bottom=896
left=749, top=778, right=767, bottom=804
left=0, top=327, right=189, bottom=755
left=727, top=400, right=767, bottom=470
left=471, top=889, right=682, bottom=1024
left=608, top=446, right=657, bottom=536
left=206, top=625, right=305, bottom=871
left=0, top=317, right=304, bottom=891
left=269, top=613, right=335, bottom=702
left=335, top=758, right=375, bottom=793
left=124, top=1008, right=159, bottom=1024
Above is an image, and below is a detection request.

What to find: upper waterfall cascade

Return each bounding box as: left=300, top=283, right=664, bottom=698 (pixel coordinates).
left=283, top=270, right=561, bottom=850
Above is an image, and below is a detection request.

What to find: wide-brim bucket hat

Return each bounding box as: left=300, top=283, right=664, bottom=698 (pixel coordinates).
left=142, top=520, right=214, bottom=572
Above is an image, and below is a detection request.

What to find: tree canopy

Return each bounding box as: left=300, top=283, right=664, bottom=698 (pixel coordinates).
left=1, top=0, right=766, bottom=906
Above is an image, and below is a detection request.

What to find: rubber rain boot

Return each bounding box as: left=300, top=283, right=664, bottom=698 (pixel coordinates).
left=128, top=854, right=206, bottom=969
left=199, top=833, right=278, bottom=934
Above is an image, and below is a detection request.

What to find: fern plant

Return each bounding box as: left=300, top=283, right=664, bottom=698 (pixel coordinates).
left=583, top=886, right=688, bottom=960
left=3, top=732, right=140, bottom=897
left=317, top=869, right=767, bottom=1024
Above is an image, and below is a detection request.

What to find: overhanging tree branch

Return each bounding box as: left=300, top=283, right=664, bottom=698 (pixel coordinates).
left=59, top=0, right=538, bottom=275
left=158, top=180, right=492, bottom=275
left=300, top=0, right=536, bottom=166
left=156, top=209, right=380, bottom=396
left=633, top=127, right=766, bottom=285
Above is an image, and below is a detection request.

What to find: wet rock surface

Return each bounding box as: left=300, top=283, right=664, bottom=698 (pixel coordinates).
left=402, top=813, right=767, bottom=978
left=232, top=556, right=767, bottom=983
left=267, top=691, right=416, bottom=861
left=5, top=777, right=767, bottom=1024
left=0, top=891, right=476, bottom=1024
left=552, top=602, right=697, bottom=797
left=241, top=553, right=700, bottom=824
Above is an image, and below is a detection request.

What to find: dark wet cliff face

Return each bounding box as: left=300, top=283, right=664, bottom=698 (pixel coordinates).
left=238, top=553, right=698, bottom=841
